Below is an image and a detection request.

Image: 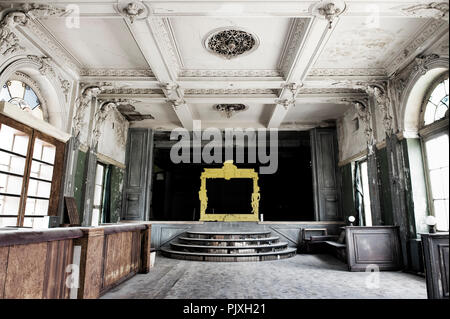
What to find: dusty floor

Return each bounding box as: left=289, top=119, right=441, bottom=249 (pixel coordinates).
left=102, top=253, right=427, bottom=299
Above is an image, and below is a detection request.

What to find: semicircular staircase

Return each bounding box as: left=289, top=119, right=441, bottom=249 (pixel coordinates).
left=161, top=230, right=296, bottom=262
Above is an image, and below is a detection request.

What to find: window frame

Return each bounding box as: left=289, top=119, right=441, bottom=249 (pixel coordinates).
left=0, top=113, right=65, bottom=227
left=419, top=72, right=449, bottom=231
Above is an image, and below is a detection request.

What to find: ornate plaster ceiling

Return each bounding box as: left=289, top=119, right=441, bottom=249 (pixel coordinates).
left=1, top=0, right=448, bottom=130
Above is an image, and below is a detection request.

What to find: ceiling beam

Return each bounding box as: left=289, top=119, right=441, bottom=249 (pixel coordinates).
left=268, top=16, right=340, bottom=128
left=125, top=17, right=194, bottom=130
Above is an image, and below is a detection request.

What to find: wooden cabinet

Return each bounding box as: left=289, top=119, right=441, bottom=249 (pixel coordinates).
left=421, top=232, right=449, bottom=299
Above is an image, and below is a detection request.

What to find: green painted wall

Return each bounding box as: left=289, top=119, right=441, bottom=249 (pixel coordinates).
left=73, top=150, right=86, bottom=222
left=340, top=163, right=355, bottom=221
left=110, top=165, right=124, bottom=223
left=376, top=147, right=394, bottom=225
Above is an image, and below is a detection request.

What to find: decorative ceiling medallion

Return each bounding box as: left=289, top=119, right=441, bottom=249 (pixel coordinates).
left=214, top=104, right=248, bottom=118
left=204, top=28, right=259, bottom=59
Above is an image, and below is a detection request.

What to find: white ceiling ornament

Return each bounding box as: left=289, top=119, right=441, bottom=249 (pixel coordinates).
left=400, top=2, right=449, bottom=21
left=311, top=1, right=346, bottom=29
left=214, top=104, right=248, bottom=118
left=116, top=1, right=149, bottom=23
left=204, top=28, right=259, bottom=59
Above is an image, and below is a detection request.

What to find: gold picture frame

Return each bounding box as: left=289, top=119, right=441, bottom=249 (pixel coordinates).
left=199, top=160, right=260, bottom=221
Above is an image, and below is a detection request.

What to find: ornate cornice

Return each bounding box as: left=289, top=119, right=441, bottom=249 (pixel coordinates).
left=0, top=4, right=66, bottom=56
left=72, top=86, right=102, bottom=138
left=386, top=19, right=446, bottom=75
left=413, top=54, right=441, bottom=75
left=179, top=69, right=282, bottom=78
left=100, top=88, right=162, bottom=95
left=80, top=68, right=154, bottom=78
left=308, top=68, right=387, bottom=77
left=297, top=87, right=365, bottom=94
left=184, top=88, right=277, bottom=95
left=401, top=2, right=449, bottom=20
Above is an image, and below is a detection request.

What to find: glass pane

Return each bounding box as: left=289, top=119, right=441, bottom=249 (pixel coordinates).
left=425, top=135, right=449, bottom=170
left=30, top=161, right=54, bottom=181
left=25, top=198, right=48, bottom=216
left=434, top=199, right=449, bottom=231
left=0, top=173, right=23, bottom=195
left=0, top=217, right=18, bottom=227
left=92, top=208, right=100, bottom=227
left=33, top=138, right=56, bottom=164
left=23, top=85, right=40, bottom=109
left=429, top=169, right=446, bottom=199
left=0, top=150, right=26, bottom=175
left=360, top=161, right=372, bottom=226
left=27, top=179, right=51, bottom=198
left=0, top=194, right=20, bottom=215
left=23, top=217, right=48, bottom=229
left=7, top=80, right=25, bottom=99
left=0, top=85, right=11, bottom=102
left=93, top=185, right=103, bottom=206
left=95, top=164, right=104, bottom=185
left=429, top=83, right=446, bottom=105
left=0, top=124, right=29, bottom=155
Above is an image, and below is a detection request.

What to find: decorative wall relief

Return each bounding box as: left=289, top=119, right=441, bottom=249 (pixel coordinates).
left=118, top=1, right=149, bottom=23
left=72, top=86, right=102, bottom=139
left=204, top=28, right=259, bottom=59
left=413, top=54, right=441, bottom=75
left=365, top=84, right=394, bottom=135
left=0, top=4, right=66, bottom=56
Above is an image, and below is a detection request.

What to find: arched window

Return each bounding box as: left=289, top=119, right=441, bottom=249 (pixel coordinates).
left=0, top=80, right=44, bottom=120
left=420, top=74, right=449, bottom=231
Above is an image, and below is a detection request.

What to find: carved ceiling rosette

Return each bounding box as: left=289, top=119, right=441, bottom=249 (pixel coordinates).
left=213, top=104, right=248, bottom=118
left=204, top=28, right=259, bottom=59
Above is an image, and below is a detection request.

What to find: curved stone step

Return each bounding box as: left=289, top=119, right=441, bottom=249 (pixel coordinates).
left=160, top=247, right=297, bottom=262
left=170, top=241, right=289, bottom=254
left=186, top=230, right=272, bottom=239
left=178, top=236, right=280, bottom=244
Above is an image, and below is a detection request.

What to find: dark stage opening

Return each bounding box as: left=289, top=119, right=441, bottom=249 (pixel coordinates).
left=150, top=131, right=314, bottom=221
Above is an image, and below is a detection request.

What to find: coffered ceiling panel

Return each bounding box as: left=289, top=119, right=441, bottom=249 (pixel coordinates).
left=189, top=103, right=273, bottom=125
left=314, top=16, right=429, bottom=70
left=40, top=17, right=149, bottom=69
left=169, top=17, right=294, bottom=71
left=283, top=103, right=351, bottom=123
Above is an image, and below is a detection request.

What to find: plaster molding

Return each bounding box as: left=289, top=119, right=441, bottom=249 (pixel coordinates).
left=413, top=54, right=441, bottom=75
left=311, top=0, right=346, bottom=29
left=213, top=104, right=248, bottom=118
left=280, top=18, right=309, bottom=78
left=365, top=84, right=394, bottom=135
left=118, top=1, right=149, bottom=23
left=100, top=88, right=162, bottom=95
left=401, top=2, right=449, bottom=21
left=179, top=69, right=282, bottom=78
left=80, top=68, right=154, bottom=78
left=308, top=68, right=387, bottom=77
left=184, top=88, right=277, bottom=95
left=92, top=101, right=116, bottom=148
left=386, top=19, right=446, bottom=76
left=167, top=98, right=186, bottom=111
left=148, top=17, right=181, bottom=77
left=203, top=27, right=259, bottom=59
left=72, top=85, right=102, bottom=138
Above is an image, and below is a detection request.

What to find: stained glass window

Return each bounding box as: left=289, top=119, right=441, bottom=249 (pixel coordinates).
left=423, top=78, right=449, bottom=126
left=0, top=80, right=43, bottom=120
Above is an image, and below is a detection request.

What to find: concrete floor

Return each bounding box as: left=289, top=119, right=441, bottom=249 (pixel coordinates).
left=102, top=253, right=427, bottom=299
